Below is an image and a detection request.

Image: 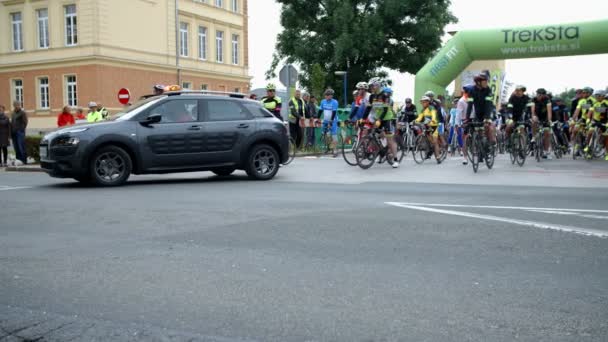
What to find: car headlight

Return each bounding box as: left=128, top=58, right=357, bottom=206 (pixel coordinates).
left=53, top=136, right=80, bottom=146
left=61, top=127, right=89, bottom=134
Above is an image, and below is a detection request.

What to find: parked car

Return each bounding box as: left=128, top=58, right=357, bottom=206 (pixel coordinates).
left=39, top=91, right=290, bottom=186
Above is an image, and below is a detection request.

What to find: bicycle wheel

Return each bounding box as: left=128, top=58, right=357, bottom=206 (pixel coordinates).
left=340, top=133, right=358, bottom=166
left=471, top=136, right=480, bottom=173
left=551, top=134, right=562, bottom=159
left=413, top=135, right=429, bottom=165
left=516, top=132, right=526, bottom=167
left=438, top=136, right=448, bottom=163
left=283, top=137, right=296, bottom=165
left=355, top=136, right=379, bottom=170
left=535, top=132, right=542, bottom=162
left=509, top=134, right=517, bottom=165
left=592, top=131, right=605, bottom=159
left=485, top=140, right=495, bottom=169
left=395, top=135, right=407, bottom=163
left=497, top=131, right=506, bottom=154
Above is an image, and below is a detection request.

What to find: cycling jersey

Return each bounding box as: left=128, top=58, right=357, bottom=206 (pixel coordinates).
left=591, top=99, right=608, bottom=123
left=507, top=94, right=531, bottom=122
left=552, top=104, right=568, bottom=123
left=319, top=98, right=339, bottom=122
left=371, top=94, right=394, bottom=121
left=533, top=97, right=551, bottom=121
left=415, top=107, right=439, bottom=126
left=466, top=85, right=493, bottom=120
left=261, top=96, right=282, bottom=119
left=400, top=104, right=417, bottom=122
left=576, top=97, right=597, bottom=120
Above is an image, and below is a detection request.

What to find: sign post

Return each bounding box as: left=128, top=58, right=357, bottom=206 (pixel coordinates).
left=117, top=88, right=131, bottom=105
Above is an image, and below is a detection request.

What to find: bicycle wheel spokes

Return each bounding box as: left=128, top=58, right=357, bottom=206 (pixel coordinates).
left=341, top=134, right=358, bottom=166
left=413, top=135, right=428, bottom=164
left=356, top=137, right=378, bottom=169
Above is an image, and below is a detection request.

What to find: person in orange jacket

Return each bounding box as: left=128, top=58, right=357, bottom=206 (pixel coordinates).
left=57, top=106, right=75, bottom=127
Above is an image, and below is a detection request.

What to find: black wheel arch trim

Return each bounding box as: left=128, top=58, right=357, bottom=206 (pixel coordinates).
left=82, top=135, right=142, bottom=173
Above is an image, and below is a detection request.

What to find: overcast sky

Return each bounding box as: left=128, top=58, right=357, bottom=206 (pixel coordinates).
left=248, top=0, right=608, bottom=99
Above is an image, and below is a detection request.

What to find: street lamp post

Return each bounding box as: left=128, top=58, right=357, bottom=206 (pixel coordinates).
left=335, top=71, right=347, bottom=108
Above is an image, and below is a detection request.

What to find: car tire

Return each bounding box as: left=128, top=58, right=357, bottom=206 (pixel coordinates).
left=245, top=144, right=279, bottom=180
left=89, top=145, right=132, bottom=187
left=211, top=167, right=236, bottom=177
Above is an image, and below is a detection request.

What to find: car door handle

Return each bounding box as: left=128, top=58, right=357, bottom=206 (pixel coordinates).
left=188, top=125, right=202, bottom=131
left=237, top=124, right=249, bottom=129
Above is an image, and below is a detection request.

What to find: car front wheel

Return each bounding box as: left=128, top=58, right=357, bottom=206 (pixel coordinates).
left=89, top=146, right=132, bottom=187
left=245, top=144, right=279, bottom=180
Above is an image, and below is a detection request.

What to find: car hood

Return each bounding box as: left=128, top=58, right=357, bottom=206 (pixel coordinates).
left=42, top=121, right=121, bottom=142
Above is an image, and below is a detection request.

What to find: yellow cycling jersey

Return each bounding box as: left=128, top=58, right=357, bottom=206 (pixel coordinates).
left=576, top=97, right=597, bottom=118
left=591, top=99, right=608, bottom=122
left=415, top=107, right=438, bottom=126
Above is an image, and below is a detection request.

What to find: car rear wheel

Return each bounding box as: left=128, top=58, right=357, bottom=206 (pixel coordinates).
left=89, top=146, right=132, bottom=187
left=245, top=144, right=279, bottom=180
left=211, top=167, right=236, bottom=176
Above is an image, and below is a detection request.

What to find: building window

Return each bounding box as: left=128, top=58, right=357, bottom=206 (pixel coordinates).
left=180, top=22, right=189, bottom=57
left=37, top=9, right=50, bottom=49
left=64, top=5, right=78, bottom=46
left=216, top=31, right=224, bottom=63
left=38, top=77, right=50, bottom=109
left=11, top=12, right=23, bottom=51
left=234, top=88, right=240, bottom=93
left=201, top=84, right=208, bottom=90
left=231, top=0, right=238, bottom=12
left=65, top=75, right=77, bottom=107
left=231, top=34, right=239, bottom=65
left=215, top=0, right=223, bottom=8
left=182, top=82, right=192, bottom=89
left=198, top=26, right=207, bottom=60
left=12, top=79, right=24, bottom=105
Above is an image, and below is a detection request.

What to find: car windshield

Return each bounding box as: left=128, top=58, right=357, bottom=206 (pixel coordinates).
left=112, top=96, right=166, bottom=121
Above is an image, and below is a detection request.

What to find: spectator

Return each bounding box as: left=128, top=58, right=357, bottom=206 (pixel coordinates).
left=75, top=107, right=86, bottom=120
left=288, top=89, right=305, bottom=148
left=97, top=103, right=109, bottom=120
left=304, top=95, right=318, bottom=147
left=57, top=106, right=75, bottom=127
left=10, top=101, right=28, bottom=165
left=86, top=102, right=103, bottom=122
left=249, top=94, right=258, bottom=100
left=0, top=105, right=10, bottom=167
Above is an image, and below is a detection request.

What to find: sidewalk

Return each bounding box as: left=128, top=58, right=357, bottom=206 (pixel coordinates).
left=2, top=164, right=43, bottom=172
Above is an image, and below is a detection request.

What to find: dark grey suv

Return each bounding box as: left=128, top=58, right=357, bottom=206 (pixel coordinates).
left=40, top=92, right=289, bottom=186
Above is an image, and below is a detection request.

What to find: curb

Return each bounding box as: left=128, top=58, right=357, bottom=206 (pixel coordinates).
left=4, top=165, right=44, bottom=172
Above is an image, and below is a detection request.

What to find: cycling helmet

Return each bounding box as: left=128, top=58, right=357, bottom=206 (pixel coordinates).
left=536, top=88, right=547, bottom=95
left=594, top=90, right=607, bottom=97
left=474, top=74, right=488, bottom=83
left=583, top=87, right=594, bottom=94
left=153, top=84, right=165, bottom=91
left=324, top=88, right=335, bottom=96
left=424, top=90, right=436, bottom=98
left=382, top=87, right=393, bottom=95
left=515, top=85, right=526, bottom=91
left=405, top=98, right=412, bottom=103
left=420, top=96, right=431, bottom=102
left=368, top=77, right=382, bottom=88
left=356, top=82, right=368, bottom=90
left=553, top=97, right=563, bottom=102
left=266, top=83, right=277, bottom=91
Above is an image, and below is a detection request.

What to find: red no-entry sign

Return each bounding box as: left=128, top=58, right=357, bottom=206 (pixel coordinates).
left=117, top=88, right=131, bottom=105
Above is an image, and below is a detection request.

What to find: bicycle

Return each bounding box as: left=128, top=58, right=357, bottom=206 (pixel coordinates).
left=465, top=121, right=494, bottom=173
left=550, top=122, right=567, bottom=159
left=509, top=121, right=528, bottom=167
left=355, top=127, right=404, bottom=169
left=340, top=120, right=363, bottom=166
left=496, top=124, right=507, bottom=155
left=282, top=121, right=296, bottom=166
left=533, top=123, right=550, bottom=162
left=585, top=122, right=607, bottom=160
left=397, top=121, right=416, bottom=158
left=572, top=120, right=587, bottom=160
left=412, top=124, right=447, bottom=165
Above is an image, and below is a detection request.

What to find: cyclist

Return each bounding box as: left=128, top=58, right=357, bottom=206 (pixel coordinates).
left=261, top=83, right=283, bottom=120
left=399, top=98, right=417, bottom=123
left=153, top=84, right=165, bottom=96
left=551, top=97, right=570, bottom=149
left=372, top=87, right=400, bottom=168
left=465, top=74, right=496, bottom=150
left=531, top=88, right=553, bottom=159
left=571, top=89, right=583, bottom=115
left=585, top=90, right=608, bottom=160
left=571, top=87, right=596, bottom=156
left=448, top=98, right=463, bottom=157
left=318, top=89, right=340, bottom=157
left=457, top=87, right=473, bottom=165
left=505, top=85, right=531, bottom=148
left=349, top=82, right=369, bottom=121
left=415, top=96, right=442, bottom=163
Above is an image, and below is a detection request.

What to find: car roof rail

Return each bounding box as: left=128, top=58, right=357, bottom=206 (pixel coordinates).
left=165, top=90, right=247, bottom=99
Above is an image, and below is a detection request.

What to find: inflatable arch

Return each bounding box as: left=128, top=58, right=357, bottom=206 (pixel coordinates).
left=414, top=19, right=608, bottom=101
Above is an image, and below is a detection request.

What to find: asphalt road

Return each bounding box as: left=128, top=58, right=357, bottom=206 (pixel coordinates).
left=1, top=156, right=607, bottom=341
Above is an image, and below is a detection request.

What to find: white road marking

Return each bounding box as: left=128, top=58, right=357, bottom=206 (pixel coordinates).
left=385, top=202, right=608, bottom=214
left=385, top=202, right=608, bottom=238
left=0, top=186, right=32, bottom=191
left=527, top=209, right=608, bottom=220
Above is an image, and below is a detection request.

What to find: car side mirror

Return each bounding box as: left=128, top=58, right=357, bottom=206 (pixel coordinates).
left=141, top=114, right=162, bottom=126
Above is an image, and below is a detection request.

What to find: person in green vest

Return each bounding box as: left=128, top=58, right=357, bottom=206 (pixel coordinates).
left=288, top=89, right=305, bottom=148
left=261, top=83, right=282, bottom=120
left=86, top=102, right=103, bottom=123
left=97, top=103, right=109, bottom=120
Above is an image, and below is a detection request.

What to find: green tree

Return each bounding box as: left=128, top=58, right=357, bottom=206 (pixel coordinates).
left=309, top=63, right=327, bottom=99
left=557, top=88, right=577, bottom=106
left=267, top=0, right=456, bottom=105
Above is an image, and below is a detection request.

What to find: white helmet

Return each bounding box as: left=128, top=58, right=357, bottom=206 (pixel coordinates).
left=424, top=91, right=436, bottom=98
left=594, top=90, right=606, bottom=97
left=356, top=81, right=368, bottom=90
left=88, top=102, right=98, bottom=108
left=420, top=96, right=431, bottom=102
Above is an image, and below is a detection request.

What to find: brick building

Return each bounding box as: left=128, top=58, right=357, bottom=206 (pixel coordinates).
left=0, top=0, right=250, bottom=130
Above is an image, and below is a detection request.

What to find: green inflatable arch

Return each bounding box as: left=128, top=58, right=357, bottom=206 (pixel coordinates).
left=414, top=19, right=608, bottom=101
